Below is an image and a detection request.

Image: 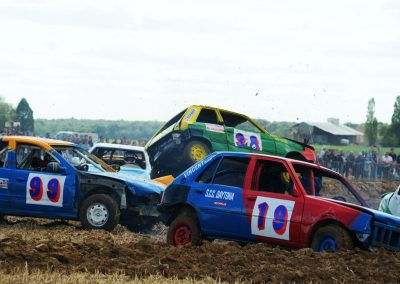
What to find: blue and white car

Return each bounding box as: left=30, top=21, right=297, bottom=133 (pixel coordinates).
left=0, top=136, right=165, bottom=231
left=89, top=143, right=151, bottom=178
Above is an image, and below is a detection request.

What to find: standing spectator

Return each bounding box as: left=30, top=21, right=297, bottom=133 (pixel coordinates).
left=395, top=153, right=400, bottom=179
left=319, top=146, right=327, bottom=163
left=389, top=148, right=397, bottom=162
left=121, top=136, right=128, bottom=145
left=355, top=153, right=365, bottom=179
left=381, top=153, right=393, bottom=179
left=371, top=149, right=378, bottom=179
left=88, top=136, right=94, bottom=148
left=345, top=151, right=355, bottom=178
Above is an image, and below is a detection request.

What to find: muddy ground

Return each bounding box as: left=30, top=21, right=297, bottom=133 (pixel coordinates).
left=0, top=180, right=399, bottom=283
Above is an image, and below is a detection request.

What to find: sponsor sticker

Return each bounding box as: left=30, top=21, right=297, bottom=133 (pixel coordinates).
left=0, top=178, right=8, bottom=189
left=183, top=154, right=215, bottom=178
left=205, top=189, right=235, bottom=201
left=205, top=123, right=225, bottom=133
left=26, top=173, right=66, bottom=207
left=185, top=108, right=197, bottom=122
left=234, top=129, right=262, bottom=151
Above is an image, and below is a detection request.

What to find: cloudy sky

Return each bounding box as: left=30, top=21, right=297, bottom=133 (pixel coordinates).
left=0, top=0, right=399, bottom=123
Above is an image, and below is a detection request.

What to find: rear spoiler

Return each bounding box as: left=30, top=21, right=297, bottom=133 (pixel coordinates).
left=285, top=138, right=315, bottom=150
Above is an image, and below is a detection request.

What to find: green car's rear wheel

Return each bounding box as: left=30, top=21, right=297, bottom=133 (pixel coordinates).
left=183, top=141, right=211, bottom=165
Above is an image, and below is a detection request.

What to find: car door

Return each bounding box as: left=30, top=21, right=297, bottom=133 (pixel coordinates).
left=242, top=157, right=304, bottom=246
left=188, top=155, right=251, bottom=239
left=9, top=143, right=76, bottom=215
left=0, top=142, right=12, bottom=209
left=219, top=110, right=276, bottom=155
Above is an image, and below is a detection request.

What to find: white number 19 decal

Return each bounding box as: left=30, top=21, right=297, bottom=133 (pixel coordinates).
left=251, top=197, right=294, bottom=240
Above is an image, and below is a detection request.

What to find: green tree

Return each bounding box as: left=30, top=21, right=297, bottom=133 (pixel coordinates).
left=364, top=98, right=378, bottom=146
left=382, top=96, right=400, bottom=146
left=16, top=98, right=34, bottom=133
left=0, top=96, right=16, bottom=129
left=392, top=96, right=400, bottom=126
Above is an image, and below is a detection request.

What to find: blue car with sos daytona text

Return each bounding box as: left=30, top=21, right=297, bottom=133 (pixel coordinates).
left=159, top=151, right=400, bottom=252
left=0, top=136, right=165, bottom=231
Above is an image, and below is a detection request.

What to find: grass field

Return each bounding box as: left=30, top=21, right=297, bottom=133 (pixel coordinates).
left=312, top=144, right=400, bottom=155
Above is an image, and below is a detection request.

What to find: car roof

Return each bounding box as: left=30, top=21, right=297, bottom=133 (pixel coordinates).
left=1, top=136, right=75, bottom=151
left=189, top=105, right=251, bottom=119
left=91, top=143, right=145, bottom=152
left=213, top=151, right=336, bottom=174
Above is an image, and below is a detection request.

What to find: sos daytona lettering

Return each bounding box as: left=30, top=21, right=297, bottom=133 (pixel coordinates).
left=205, top=189, right=235, bottom=201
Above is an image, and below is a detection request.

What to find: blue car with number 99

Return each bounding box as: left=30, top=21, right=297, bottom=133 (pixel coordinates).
left=0, top=136, right=165, bottom=231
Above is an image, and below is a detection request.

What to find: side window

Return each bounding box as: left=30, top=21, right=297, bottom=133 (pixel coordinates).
left=96, top=148, right=113, bottom=164
left=125, top=150, right=146, bottom=169
left=90, top=147, right=99, bottom=156
left=293, top=164, right=314, bottom=195
left=314, top=170, right=361, bottom=205
left=213, top=157, right=250, bottom=188
left=252, top=160, right=294, bottom=195
left=196, top=158, right=220, bottom=184
left=196, top=109, right=219, bottom=124
left=220, top=111, right=261, bottom=133
left=0, top=142, right=8, bottom=167
left=16, top=144, right=57, bottom=172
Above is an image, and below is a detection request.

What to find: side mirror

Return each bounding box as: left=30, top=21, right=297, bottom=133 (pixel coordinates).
left=111, top=164, right=120, bottom=172
left=47, top=162, right=66, bottom=174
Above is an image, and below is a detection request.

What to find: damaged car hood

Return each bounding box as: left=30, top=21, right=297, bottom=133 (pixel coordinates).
left=320, top=197, right=400, bottom=228
left=84, top=171, right=165, bottom=196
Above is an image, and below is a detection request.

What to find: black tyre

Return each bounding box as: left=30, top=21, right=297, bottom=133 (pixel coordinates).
left=311, top=224, right=353, bottom=252
left=79, top=194, right=120, bottom=231
left=182, top=140, right=211, bottom=166
left=167, top=213, right=201, bottom=246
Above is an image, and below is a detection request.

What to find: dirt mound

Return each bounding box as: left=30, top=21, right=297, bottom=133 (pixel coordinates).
left=351, top=180, right=399, bottom=208
left=0, top=218, right=400, bottom=283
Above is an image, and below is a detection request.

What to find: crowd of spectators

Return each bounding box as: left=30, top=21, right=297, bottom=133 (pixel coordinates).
left=317, top=146, right=400, bottom=180
left=58, top=133, right=148, bottom=150
left=1, top=126, right=28, bottom=136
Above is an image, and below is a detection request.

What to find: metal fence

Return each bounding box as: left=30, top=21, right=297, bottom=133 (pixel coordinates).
left=319, top=160, right=400, bottom=180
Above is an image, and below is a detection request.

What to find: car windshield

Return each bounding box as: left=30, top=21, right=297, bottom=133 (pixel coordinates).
left=292, top=163, right=364, bottom=206
left=53, top=145, right=115, bottom=172
left=154, top=109, right=186, bottom=136
left=92, top=147, right=147, bottom=170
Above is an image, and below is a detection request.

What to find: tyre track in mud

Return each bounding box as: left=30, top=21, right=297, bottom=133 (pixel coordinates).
left=0, top=218, right=400, bottom=283
left=0, top=180, right=399, bottom=283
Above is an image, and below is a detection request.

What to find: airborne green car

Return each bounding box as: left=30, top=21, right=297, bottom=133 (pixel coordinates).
left=145, top=105, right=316, bottom=178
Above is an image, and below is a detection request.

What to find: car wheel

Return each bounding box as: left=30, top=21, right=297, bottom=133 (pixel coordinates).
left=311, top=224, right=353, bottom=252
left=183, top=141, right=211, bottom=166
left=167, top=213, right=201, bottom=246
left=79, top=194, right=120, bottom=231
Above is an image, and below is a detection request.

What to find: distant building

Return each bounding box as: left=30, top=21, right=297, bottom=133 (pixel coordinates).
left=291, top=118, right=363, bottom=145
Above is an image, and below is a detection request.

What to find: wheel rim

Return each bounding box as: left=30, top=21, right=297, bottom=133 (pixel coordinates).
left=190, top=144, right=207, bottom=162
left=317, top=235, right=337, bottom=252
left=86, top=203, right=109, bottom=227
left=173, top=224, right=192, bottom=246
